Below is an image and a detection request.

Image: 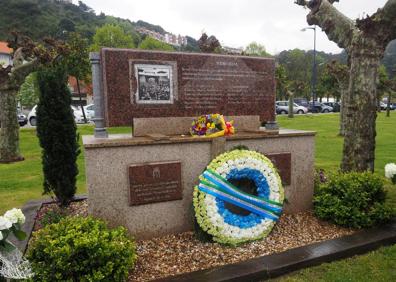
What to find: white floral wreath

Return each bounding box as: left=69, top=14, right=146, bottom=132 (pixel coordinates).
left=193, top=149, right=285, bottom=245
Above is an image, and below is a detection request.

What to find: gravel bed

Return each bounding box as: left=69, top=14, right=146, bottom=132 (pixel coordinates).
left=32, top=201, right=354, bottom=281
left=129, top=211, right=354, bottom=281
left=33, top=200, right=88, bottom=231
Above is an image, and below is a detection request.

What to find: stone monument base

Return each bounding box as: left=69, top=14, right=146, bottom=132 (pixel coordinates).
left=83, top=129, right=315, bottom=239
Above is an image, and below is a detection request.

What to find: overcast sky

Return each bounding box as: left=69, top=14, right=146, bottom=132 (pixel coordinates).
left=79, top=0, right=387, bottom=54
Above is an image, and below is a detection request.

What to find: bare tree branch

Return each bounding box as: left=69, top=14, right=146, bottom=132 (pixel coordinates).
left=297, top=0, right=355, bottom=50
left=356, top=0, right=396, bottom=47
left=295, top=0, right=339, bottom=7
left=9, top=59, right=38, bottom=89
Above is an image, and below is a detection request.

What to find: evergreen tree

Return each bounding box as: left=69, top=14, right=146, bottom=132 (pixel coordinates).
left=36, top=62, right=80, bottom=206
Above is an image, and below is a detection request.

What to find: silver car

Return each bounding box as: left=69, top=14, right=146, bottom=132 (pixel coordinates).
left=276, top=101, right=308, bottom=115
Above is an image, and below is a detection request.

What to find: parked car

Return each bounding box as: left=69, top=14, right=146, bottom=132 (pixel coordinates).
left=28, top=105, right=87, bottom=126
left=83, top=104, right=95, bottom=120
left=71, top=106, right=88, bottom=124
left=294, top=98, right=309, bottom=108
left=0, top=111, right=27, bottom=127
left=322, top=102, right=341, bottom=112
left=379, top=102, right=394, bottom=111
left=275, top=101, right=308, bottom=115
left=18, top=111, right=28, bottom=127
left=308, top=101, right=333, bottom=113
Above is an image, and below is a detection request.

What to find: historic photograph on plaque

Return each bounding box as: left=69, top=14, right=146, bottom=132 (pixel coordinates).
left=134, top=64, right=174, bottom=104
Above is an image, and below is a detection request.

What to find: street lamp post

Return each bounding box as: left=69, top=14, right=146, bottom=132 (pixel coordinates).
left=301, top=26, right=317, bottom=104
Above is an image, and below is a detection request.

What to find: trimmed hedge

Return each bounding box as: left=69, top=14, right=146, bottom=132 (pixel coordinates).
left=27, top=216, right=137, bottom=281
left=314, top=172, right=394, bottom=228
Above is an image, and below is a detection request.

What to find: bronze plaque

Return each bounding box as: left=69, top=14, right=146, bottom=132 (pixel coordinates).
left=129, top=161, right=182, bottom=206
left=264, top=153, right=291, bottom=185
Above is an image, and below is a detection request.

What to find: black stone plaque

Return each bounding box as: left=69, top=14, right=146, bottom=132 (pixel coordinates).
left=129, top=161, right=182, bottom=206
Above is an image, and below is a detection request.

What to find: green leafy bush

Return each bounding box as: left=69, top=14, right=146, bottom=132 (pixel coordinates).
left=27, top=216, right=137, bottom=281
left=37, top=209, right=67, bottom=228
left=314, top=172, right=394, bottom=228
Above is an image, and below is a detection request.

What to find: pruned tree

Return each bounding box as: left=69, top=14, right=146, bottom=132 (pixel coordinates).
left=296, top=0, right=396, bottom=172
left=0, top=34, right=69, bottom=163
left=65, top=32, right=91, bottom=123
left=0, top=34, right=38, bottom=163
left=325, top=60, right=349, bottom=135
left=198, top=33, right=221, bottom=53
left=275, top=64, right=289, bottom=100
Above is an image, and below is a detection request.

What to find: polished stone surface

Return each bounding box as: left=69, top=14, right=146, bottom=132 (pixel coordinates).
left=100, top=48, right=276, bottom=127
left=82, top=128, right=316, bottom=149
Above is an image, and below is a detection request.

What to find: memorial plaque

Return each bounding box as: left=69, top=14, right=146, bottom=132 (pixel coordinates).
left=129, top=161, right=182, bottom=206
left=264, top=153, right=292, bottom=185
left=101, top=48, right=276, bottom=127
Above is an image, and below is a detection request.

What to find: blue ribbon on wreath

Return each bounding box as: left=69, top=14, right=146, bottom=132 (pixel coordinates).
left=198, top=169, right=283, bottom=221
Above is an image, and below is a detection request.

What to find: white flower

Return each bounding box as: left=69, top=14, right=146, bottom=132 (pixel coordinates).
left=0, top=231, right=3, bottom=241
left=385, top=163, right=396, bottom=179
left=0, top=216, right=12, bottom=230
left=4, top=208, right=25, bottom=225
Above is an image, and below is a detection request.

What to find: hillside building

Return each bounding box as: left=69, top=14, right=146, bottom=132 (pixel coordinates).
left=0, top=41, right=12, bottom=67
left=136, top=27, right=187, bottom=47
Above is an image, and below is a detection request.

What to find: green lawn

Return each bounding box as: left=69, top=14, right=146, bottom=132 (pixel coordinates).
left=275, top=113, right=396, bottom=282
left=277, top=113, right=396, bottom=176
left=274, top=244, right=396, bottom=282
left=0, top=113, right=395, bottom=281
left=0, top=125, right=130, bottom=213
left=0, top=113, right=395, bottom=212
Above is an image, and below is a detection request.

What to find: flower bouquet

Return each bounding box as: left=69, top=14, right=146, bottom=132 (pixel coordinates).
left=190, top=114, right=235, bottom=137
left=0, top=208, right=33, bottom=279
left=385, top=163, right=396, bottom=184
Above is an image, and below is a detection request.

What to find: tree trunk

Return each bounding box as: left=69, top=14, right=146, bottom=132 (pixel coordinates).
left=341, top=51, right=381, bottom=172
left=339, top=88, right=348, bottom=136
left=386, top=92, right=391, bottom=117
left=76, top=79, right=87, bottom=123
left=0, top=89, right=23, bottom=163
left=288, top=94, right=294, bottom=118
left=296, top=0, right=396, bottom=172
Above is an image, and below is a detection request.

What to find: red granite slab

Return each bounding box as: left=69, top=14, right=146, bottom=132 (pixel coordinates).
left=101, top=49, right=276, bottom=127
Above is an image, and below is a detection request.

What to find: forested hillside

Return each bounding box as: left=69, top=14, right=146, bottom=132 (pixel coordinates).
left=0, top=0, right=394, bottom=77
left=0, top=0, right=141, bottom=42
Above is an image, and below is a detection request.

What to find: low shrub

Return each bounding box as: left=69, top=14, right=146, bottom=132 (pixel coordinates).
left=37, top=208, right=68, bottom=229
left=314, top=172, right=394, bottom=228
left=27, top=216, right=137, bottom=281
